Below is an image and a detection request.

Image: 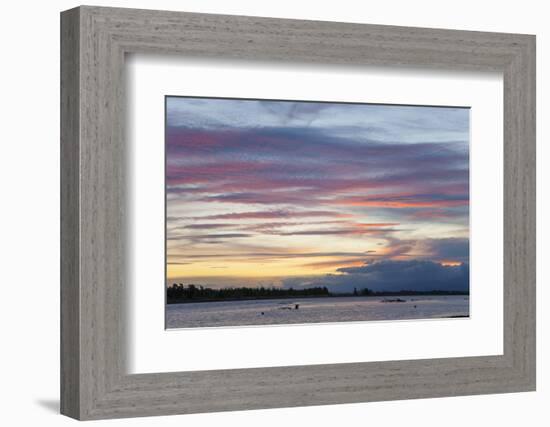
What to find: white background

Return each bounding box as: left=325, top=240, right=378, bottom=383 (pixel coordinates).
left=0, top=1, right=547, bottom=426
left=128, top=57, right=503, bottom=373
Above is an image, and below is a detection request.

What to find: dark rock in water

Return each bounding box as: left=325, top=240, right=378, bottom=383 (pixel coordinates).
left=381, top=298, right=406, bottom=303
left=295, top=304, right=300, bottom=310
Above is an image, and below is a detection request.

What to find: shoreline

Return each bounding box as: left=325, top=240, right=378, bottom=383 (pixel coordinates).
left=167, top=292, right=469, bottom=305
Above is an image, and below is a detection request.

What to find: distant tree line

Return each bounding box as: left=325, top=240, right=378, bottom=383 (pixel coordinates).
left=167, top=284, right=330, bottom=304
left=166, top=284, right=468, bottom=304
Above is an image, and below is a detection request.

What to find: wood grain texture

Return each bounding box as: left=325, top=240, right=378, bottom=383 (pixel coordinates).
left=60, top=5, right=536, bottom=420
left=60, top=7, right=80, bottom=419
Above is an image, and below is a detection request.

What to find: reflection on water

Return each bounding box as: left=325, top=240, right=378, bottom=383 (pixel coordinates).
left=166, top=295, right=469, bottom=329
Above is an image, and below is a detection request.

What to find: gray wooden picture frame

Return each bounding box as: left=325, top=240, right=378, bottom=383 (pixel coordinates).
left=60, top=5, right=536, bottom=420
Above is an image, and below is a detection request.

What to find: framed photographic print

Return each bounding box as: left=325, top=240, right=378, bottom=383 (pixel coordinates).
left=61, top=5, right=536, bottom=420
left=164, top=96, right=471, bottom=329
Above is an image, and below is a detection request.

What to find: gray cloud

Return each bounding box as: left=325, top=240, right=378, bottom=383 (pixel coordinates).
left=420, top=238, right=469, bottom=262
left=283, top=259, right=469, bottom=293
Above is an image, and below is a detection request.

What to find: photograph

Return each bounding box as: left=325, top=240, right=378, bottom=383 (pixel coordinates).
left=165, top=96, right=470, bottom=328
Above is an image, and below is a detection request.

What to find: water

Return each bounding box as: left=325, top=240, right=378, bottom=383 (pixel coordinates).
left=166, top=295, right=469, bottom=329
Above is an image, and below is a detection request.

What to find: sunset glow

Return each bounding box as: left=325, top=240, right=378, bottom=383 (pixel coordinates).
left=166, top=97, right=470, bottom=293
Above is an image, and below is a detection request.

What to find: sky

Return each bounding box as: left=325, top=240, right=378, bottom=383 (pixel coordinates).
left=166, top=97, right=470, bottom=293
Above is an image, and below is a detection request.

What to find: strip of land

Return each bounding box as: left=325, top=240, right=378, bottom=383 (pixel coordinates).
left=166, top=284, right=468, bottom=304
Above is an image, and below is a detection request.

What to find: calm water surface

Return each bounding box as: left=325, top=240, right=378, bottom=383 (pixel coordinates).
left=166, top=295, right=469, bottom=329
